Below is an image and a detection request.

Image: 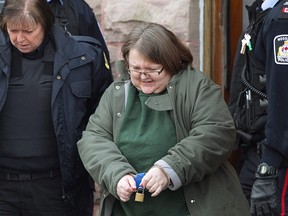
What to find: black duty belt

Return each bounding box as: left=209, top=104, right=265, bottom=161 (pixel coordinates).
left=0, top=169, right=61, bottom=181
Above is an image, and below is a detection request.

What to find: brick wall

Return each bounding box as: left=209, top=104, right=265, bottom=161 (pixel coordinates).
left=86, top=0, right=201, bottom=78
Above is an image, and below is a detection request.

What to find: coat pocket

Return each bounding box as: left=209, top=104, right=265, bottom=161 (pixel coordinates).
left=69, top=80, right=91, bottom=98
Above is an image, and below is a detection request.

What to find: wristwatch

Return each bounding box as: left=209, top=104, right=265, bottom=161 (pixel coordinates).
left=256, top=162, right=278, bottom=176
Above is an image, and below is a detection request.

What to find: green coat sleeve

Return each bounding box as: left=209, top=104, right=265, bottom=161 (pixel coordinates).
left=77, top=83, right=137, bottom=197
left=162, top=70, right=236, bottom=185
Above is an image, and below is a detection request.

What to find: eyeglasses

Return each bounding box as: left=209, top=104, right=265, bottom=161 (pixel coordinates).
left=127, top=67, right=164, bottom=77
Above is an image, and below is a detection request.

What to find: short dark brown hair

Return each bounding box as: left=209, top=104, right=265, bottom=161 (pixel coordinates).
left=0, top=0, right=54, bottom=34
left=121, top=22, right=193, bottom=75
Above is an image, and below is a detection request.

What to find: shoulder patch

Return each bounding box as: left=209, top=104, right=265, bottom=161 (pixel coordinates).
left=278, top=1, right=288, bottom=19
left=274, top=34, right=288, bottom=65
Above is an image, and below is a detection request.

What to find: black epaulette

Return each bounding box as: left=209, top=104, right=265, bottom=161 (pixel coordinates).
left=278, top=1, right=288, bottom=19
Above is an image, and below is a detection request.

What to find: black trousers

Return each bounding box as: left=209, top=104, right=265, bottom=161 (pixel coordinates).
left=238, top=147, right=259, bottom=203
left=0, top=176, right=80, bottom=216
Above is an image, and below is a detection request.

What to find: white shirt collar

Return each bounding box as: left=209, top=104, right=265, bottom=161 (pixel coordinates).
left=261, top=0, right=280, bottom=10
left=47, top=0, right=63, bottom=5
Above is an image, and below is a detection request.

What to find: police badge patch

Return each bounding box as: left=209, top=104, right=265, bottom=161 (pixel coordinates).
left=278, top=1, right=288, bottom=19
left=274, top=35, right=288, bottom=64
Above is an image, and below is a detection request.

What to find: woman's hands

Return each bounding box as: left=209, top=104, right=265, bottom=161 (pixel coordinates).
left=116, top=165, right=170, bottom=202
left=116, top=174, right=136, bottom=202
left=141, top=166, right=170, bottom=197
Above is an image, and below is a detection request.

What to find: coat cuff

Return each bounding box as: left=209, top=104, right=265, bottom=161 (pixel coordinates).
left=154, top=160, right=182, bottom=190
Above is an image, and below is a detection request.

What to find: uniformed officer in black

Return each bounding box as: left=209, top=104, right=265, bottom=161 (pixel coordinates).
left=0, top=0, right=113, bottom=215
left=228, top=0, right=278, bottom=203
left=250, top=0, right=288, bottom=215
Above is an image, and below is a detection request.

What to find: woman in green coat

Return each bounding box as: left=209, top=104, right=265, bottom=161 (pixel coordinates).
left=77, top=22, right=250, bottom=216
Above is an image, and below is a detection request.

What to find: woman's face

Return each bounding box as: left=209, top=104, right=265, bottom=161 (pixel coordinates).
left=7, top=21, right=45, bottom=53
left=128, top=49, right=172, bottom=94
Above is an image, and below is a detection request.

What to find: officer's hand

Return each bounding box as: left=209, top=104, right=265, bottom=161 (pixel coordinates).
left=250, top=174, right=280, bottom=216
left=140, top=165, right=169, bottom=197
left=116, top=174, right=136, bottom=202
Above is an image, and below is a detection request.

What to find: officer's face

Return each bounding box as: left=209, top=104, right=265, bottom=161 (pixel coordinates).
left=7, top=21, right=45, bottom=53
